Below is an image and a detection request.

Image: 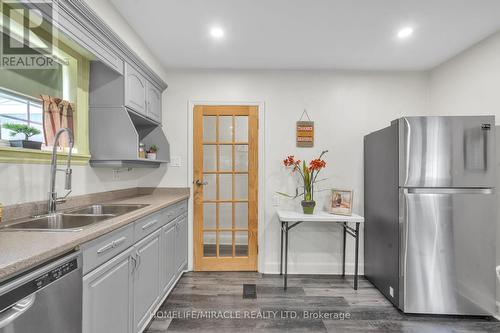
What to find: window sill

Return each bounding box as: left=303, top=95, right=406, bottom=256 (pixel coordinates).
left=0, top=146, right=90, bottom=165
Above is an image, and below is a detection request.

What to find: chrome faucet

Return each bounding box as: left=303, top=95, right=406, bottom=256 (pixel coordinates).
left=48, top=128, right=74, bottom=214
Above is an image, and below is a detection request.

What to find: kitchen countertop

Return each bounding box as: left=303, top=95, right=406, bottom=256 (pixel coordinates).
left=0, top=188, right=190, bottom=282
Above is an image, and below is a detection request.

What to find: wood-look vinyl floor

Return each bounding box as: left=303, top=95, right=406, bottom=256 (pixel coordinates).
left=146, top=272, right=499, bottom=333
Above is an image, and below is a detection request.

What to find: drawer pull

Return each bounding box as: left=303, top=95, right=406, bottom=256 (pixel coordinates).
left=142, top=219, right=158, bottom=231
left=113, top=237, right=127, bottom=247
left=97, top=236, right=127, bottom=254
left=96, top=243, right=113, bottom=255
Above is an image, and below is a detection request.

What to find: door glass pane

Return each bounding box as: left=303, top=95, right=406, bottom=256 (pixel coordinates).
left=235, top=145, right=248, bottom=171
left=219, top=203, right=232, bottom=229
left=203, top=116, right=216, bottom=142
left=235, top=203, right=248, bottom=229
left=219, top=174, right=232, bottom=200
left=203, top=174, right=216, bottom=200
left=234, top=174, right=248, bottom=200
left=235, top=116, right=248, bottom=142
left=219, top=145, right=232, bottom=171
left=203, top=232, right=216, bottom=257
left=203, top=203, right=216, bottom=230
left=235, top=232, right=248, bottom=257
left=219, top=231, right=232, bottom=257
left=203, top=145, right=216, bottom=171
left=219, top=116, right=233, bottom=142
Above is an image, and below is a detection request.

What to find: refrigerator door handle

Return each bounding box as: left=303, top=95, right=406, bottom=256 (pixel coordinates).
left=405, top=188, right=493, bottom=195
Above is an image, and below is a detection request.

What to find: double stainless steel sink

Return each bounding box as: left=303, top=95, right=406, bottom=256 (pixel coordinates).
left=66, top=204, right=147, bottom=216
left=0, top=204, right=149, bottom=232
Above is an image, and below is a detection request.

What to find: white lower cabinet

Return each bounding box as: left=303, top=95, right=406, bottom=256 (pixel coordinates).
left=134, top=229, right=161, bottom=333
left=83, top=247, right=134, bottom=333
left=82, top=201, right=188, bottom=333
left=175, top=214, right=188, bottom=274
left=160, top=222, right=177, bottom=294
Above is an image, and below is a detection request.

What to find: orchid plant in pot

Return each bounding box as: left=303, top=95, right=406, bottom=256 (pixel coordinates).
left=279, top=150, right=328, bottom=214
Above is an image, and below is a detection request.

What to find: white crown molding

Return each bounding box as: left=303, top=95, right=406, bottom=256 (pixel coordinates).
left=40, top=0, right=168, bottom=90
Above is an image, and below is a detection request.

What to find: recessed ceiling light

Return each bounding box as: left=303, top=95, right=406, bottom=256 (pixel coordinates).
left=210, top=26, right=225, bottom=39
left=397, top=26, right=414, bottom=40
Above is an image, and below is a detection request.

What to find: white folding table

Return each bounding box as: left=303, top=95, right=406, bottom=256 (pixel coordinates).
left=277, top=210, right=365, bottom=290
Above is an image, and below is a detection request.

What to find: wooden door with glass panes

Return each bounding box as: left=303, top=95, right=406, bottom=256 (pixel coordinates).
left=193, top=105, right=258, bottom=271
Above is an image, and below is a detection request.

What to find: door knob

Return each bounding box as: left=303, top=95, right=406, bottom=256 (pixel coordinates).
left=195, top=179, right=208, bottom=186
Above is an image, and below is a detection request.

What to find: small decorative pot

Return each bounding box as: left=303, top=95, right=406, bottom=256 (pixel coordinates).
left=301, top=200, right=316, bottom=214
left=147, top=152, right=157, bottom=160
left=9, top=140, right=42, bottom=150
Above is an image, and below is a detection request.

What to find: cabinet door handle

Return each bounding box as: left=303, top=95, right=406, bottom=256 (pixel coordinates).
left=136, top=250, right=141, bottom=269
left=97, top=242, right=114, bottom=255
left=142, top=219, right=158, bottom=231
left=130, top=254, right=137, bottom=274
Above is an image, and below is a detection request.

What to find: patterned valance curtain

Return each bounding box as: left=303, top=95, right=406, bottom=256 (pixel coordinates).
left=41, top=95, right=74, bottom=148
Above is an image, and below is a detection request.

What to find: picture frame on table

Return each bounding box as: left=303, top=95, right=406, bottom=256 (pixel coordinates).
left=330, top=189, right=353, bottom=216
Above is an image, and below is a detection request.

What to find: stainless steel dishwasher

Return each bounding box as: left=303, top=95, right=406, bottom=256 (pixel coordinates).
left=0, top=251, right=82, bottom=333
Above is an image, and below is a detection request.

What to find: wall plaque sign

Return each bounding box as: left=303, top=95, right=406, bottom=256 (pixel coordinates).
left=296, top=110, right=314, bottom=147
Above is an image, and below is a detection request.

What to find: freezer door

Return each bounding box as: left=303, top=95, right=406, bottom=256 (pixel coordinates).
left=398, top=116, right=495, bottom=187
left=400, top=188, right=496, bottom=315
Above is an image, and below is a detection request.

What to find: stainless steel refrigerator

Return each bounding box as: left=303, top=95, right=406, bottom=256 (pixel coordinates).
left=364, top=116, right=496, bottom=315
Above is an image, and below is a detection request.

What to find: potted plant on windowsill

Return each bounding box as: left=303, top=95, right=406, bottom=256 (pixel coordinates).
left=2, top=123, right=42, bottom=150
left=278, top=150, right=328, bottom=214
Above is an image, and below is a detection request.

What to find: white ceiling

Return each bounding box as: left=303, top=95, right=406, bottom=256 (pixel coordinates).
left=110, top=0, right=500, bottom=70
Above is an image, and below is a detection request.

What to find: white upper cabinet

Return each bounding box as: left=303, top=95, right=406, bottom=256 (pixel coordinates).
left=92, top=61, right=163, bottom=124
left=146, top=81, right=162, bottom=123
left=125, top=63, right=147, bottom=115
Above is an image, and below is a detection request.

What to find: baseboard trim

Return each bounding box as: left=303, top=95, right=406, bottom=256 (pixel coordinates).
left=262, top=262, right=364, bottom=275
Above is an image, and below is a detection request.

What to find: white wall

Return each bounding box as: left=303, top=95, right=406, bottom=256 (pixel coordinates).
left=0, top=163, right=165, bottom=205
left=429, top=31, right=500, bottom=316
left=430, top=32, right=500, bottom=119
left=142, top=69, right=431, bottom=274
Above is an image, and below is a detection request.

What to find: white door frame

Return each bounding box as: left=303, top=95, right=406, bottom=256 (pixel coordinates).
left=186, top=100, right=266, bottom=272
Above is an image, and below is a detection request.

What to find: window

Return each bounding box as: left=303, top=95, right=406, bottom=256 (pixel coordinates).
left=0, top=90, right=44, bottom=143
left=0, top=3, right=90, bottom=164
